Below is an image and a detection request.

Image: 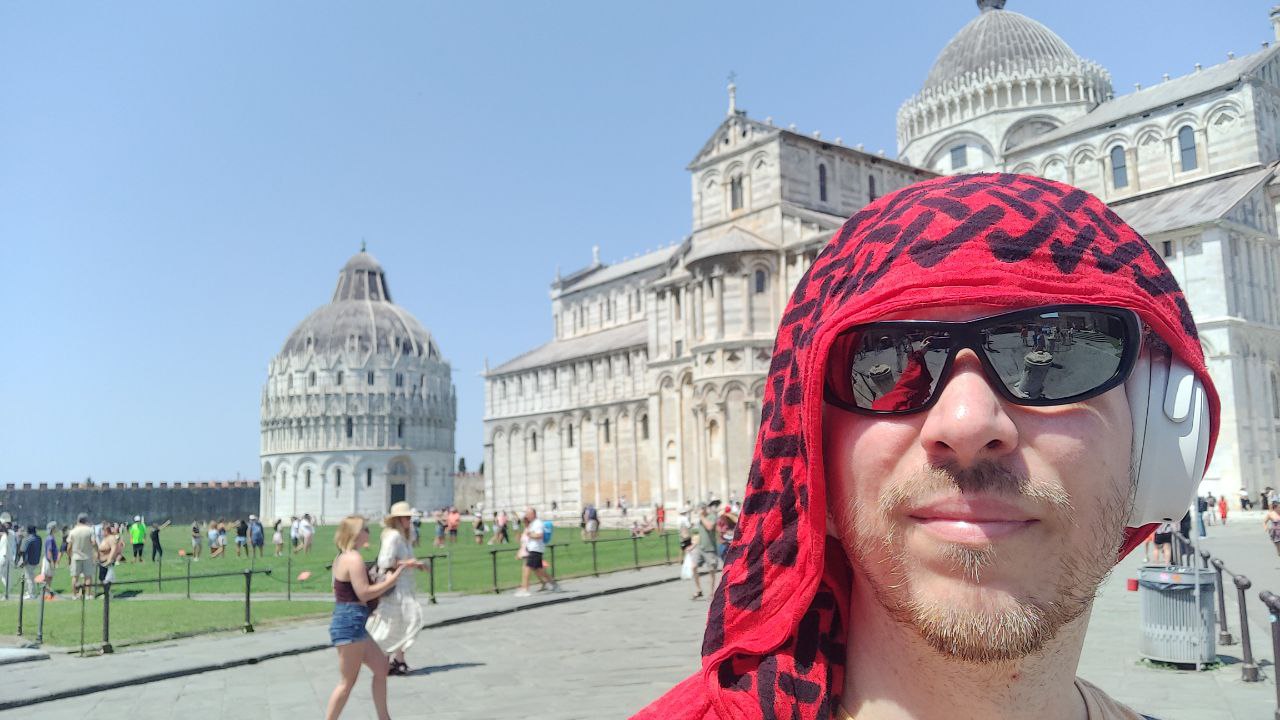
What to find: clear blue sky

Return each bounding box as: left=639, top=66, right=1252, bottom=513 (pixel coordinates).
left=1, top=1, right=1270, bottom=485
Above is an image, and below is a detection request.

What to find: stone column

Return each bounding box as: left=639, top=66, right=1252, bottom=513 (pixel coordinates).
left=631, top=412, right=640, bottom=507
left=717, top=402, right=730, bottom=501
left=693, top=406, right=706, bottom=504
left=743, top=273, right=753, bottom=335
left=695, top=280, right=705, bottom=340
left=715, top=275, right=726, bottom=339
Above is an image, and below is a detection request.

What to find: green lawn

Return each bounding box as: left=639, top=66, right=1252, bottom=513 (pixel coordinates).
left=0, top=598, right=331, bottom=650
left=16, top=523, right=680, bottom=598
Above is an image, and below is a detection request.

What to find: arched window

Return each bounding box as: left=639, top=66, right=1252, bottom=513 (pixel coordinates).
left=335, top=468, right=342, bottom=487
left=603, top=419, right=611, bottom=444
left=1178, top=126, right=1198, bottom=171
left=1110, top=146, right=1128, bottom=188
left=305, top=469, right=311, bottom=489
left=397, top=418, right=404, bottom=439
left=730, top=176, right=744, bottom=211
left=708, top=420, right=721, bottom=458
left=345, top=417, right=353, bottom=439
left=640, top=414, right=649, bottom=440
left=531, top=432, right=538, bottom=451
left=868, top=174, right=877, bottom=201
left=367, top=371, right=375, bottom=385
left=1272, top=369, right=1280, bottom=419
left=423, top=468, right=429, bottom=486
left=754, top=270, right=768, bottom=294
left=366, top=468, right=373, bottom=487
left=567, top=423, right=575, bottom=448
left=309, top=372, right=316, bottom=386
left=818, top=164, right=828, bottom=202
left=395, top=373, right=404, bottom=387
left=950, top=145, right=967, bottom=169
left=336, top=371, right=344, bottom=385
left=280, top=471, right=286, bottom=490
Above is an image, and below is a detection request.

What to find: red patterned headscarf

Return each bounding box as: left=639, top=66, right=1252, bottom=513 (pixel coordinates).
left=635, top=173, right=1220, bottom=720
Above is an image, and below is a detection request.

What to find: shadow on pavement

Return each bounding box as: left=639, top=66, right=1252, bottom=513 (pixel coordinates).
left=403, top=662, right=484, bottom=677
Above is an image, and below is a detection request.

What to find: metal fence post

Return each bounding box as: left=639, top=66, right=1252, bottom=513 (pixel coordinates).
left=35, top=584, right=47, bottom=646
left=447, top=551, right=453, bottom=592
left=186, top=559, right=191, bottom=600
left=102, top=582, right=113, bottom=654
left=490, top=550, right=499, bottom=594
left=549, top=545, right=558, bottom=581
left=591, top=541, right=599, bottom=577
left=3, top=551, right=10, bottom=601
left=1211, top=559, right=1234, bottom=644
left=243, top=569, right=254, bottom=633
left=663, top=533, right=671, bottom=564
left=79, top=590, right=86, bottom=657
left=286, top=556, right=292, bottom=602
left=427, top=557, right=436, bottom=604
left=157, top=557, right=162, bottom=592
left=1199, top=549, right=1210, bottom=571
left=1235, top=574, right=1260, bottom=681
left=1258, top=591, right=1280, bottom=720
left=16, top=574, right=24, bottom=636
left=631, top=536, right=640, bottom=570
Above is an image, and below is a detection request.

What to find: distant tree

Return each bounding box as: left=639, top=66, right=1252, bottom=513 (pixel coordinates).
left=457, top=457, right=467, bottom=474
left=478, top=461, right=485, bottom=475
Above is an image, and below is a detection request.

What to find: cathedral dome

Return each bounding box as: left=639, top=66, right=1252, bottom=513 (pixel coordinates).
left=280, top=250, right=441, bottom=360
left=923, top=0, right=1086, bottom=95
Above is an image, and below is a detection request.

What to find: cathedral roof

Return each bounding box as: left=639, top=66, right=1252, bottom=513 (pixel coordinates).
left=685, top=226, right=776, bottom=264
left=279, top=250, right=442, bottom=360
left=1109, top=164, right=1275, bottom=237
left=921, top=0, right=1102, bottom=96
left=557, top=245, right=679, bottom=294
left=489, top=321, right=647, bottom=375
left=1010, top=46, right=1279, bottom=152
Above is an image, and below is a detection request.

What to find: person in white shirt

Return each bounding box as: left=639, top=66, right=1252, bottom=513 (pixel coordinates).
left=514, top=507, right=558, bottom=598
left=300, top=514, right=315, bottom=554
left=0, top=517, right=12, bottom=598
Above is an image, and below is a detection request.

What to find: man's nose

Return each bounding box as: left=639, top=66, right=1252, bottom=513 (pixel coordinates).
left=917, top=349, right=1019, bottom=467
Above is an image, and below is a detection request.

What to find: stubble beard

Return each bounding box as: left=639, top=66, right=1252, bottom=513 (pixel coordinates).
left=837, top=461, right=1132, bottom=664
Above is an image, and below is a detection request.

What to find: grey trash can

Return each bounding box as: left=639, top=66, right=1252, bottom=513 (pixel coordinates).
left=1137, top=565, right=1216, bottom=664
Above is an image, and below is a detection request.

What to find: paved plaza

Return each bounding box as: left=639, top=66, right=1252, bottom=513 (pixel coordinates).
left=4, top=515, right=1280, bottom=719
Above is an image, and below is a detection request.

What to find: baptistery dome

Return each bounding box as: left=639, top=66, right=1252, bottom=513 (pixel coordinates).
left=260, top=249, right=456, bottom=524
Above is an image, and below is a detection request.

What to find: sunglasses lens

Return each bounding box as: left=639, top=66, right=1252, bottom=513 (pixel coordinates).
left=831, top=330, right=952, bottom=412
left=982, top=309, right=1132, bottom=401
left=827, top=307, right=1137, bottom=413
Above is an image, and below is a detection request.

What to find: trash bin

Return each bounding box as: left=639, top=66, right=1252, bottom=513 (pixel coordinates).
left=1137, top=565, right=1216, bottom=664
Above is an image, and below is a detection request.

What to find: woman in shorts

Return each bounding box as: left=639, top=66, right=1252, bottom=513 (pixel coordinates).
left=97, top=524, right=124, bottom=585
left=191, top=521, right=203, bottom=560
left=1152, top=518, right=1175, bottom=565
left=325, top=516, right=411, bottom=720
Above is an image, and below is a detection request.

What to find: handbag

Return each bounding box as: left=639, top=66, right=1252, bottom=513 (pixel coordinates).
left=680, top=550, right=696, bottom=580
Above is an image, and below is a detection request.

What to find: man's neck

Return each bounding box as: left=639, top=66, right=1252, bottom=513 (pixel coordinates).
left=841, top=575, right=1090, bottom=720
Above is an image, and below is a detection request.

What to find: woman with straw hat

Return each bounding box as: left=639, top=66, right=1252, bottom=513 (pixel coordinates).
left=366, top=501, right=425, bottom=676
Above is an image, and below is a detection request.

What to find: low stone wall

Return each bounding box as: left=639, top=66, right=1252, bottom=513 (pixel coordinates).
left=0, top=483, right=260, bottom=528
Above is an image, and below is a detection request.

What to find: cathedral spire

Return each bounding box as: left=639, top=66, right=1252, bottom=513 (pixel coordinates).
left=727, top=71, right=738, bottom=115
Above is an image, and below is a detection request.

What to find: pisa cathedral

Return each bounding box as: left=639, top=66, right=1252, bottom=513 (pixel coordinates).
left=484, top=0, right=1280, bottom=514
left=260, top=250, right=456, bottom=524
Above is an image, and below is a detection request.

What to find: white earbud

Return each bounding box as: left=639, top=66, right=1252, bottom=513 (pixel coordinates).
left=1125, top=352, right=1212, bottom=526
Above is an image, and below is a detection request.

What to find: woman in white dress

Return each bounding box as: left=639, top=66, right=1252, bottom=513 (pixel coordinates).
left=366, top=501, right=424, bottom=676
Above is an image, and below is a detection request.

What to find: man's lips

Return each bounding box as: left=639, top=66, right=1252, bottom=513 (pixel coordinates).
left=907, top=497, right=1039, bottom=543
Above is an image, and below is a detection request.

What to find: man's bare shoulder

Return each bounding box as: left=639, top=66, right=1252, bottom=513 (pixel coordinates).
left=1075, top=677, right=1150, bottom=720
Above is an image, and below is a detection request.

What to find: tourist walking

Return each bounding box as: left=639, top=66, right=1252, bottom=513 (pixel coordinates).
left=367, top=502, right=426, bottom=676
left=325, top=515, right=412, bottom=720
left=432, top=510, right=446, bottom=548
left=18, top=525, right=40, bottom=599
left=300, top=514, right=316, bottom=554
left=150, top=520, right=169, bottom=562
left=97, top=523, right=124, bottom=585
left=249, top=515, right=265, bottom=558
left=514, top=507, right=558, bottom=597
left=0, top=517, right=13, bottom=598
left=234, top=516, right=249, bottom=557
left=446, top=508, right=460, bottom=544
left=190, top=520, right=203, bottom=560
left=67, top=514, right=96, bottom=599
left=41, top=522, right=59, bottom=595
left=290, top=516, right=301, bottom=551
left=655, top=504, right=666, bottom=534
left=1266, top=502, right=1280, bottom=557
left=128, top=516, right=147, bottom=562
left=1218, top=495, right=1229, bottom=525
left=273, top=519, right=284, bottom=556
left=207, top=520, right=221, bottom=558
left=472, top=510, right=486, bottom=544
left=216, top=518, right=228, bottom=556
left=690, top=504, right=720, bottom=600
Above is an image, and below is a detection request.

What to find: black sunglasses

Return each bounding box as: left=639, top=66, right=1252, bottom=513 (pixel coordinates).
left=823, top=305, right=1142, bottom=415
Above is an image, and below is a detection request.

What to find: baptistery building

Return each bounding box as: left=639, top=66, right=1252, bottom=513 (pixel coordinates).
left=484, top=0, right=1280, bottom=513
left=261, top=250, right=456, bottom=524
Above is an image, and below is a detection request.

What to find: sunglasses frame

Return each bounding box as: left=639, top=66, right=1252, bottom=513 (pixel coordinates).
left=823, top=304, right=1143, bottom=415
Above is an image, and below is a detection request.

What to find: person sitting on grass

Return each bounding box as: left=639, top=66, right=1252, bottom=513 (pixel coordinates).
left=325, top=515, right=414, bottom=720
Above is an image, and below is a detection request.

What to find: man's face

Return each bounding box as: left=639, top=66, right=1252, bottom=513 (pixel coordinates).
left=823, top=305, right=1134, bottom=663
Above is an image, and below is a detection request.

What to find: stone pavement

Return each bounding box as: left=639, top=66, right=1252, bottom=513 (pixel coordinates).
left=5, top=518, right=1280, bottom=719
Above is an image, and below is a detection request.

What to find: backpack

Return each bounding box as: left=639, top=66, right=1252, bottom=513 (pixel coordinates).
left=586, top=506, right=598, bottom=522
left=542, top=522, right=553, bottom=544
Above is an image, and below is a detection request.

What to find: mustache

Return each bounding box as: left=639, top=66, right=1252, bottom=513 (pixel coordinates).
left=879, top=461, right=1073, bottom=517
